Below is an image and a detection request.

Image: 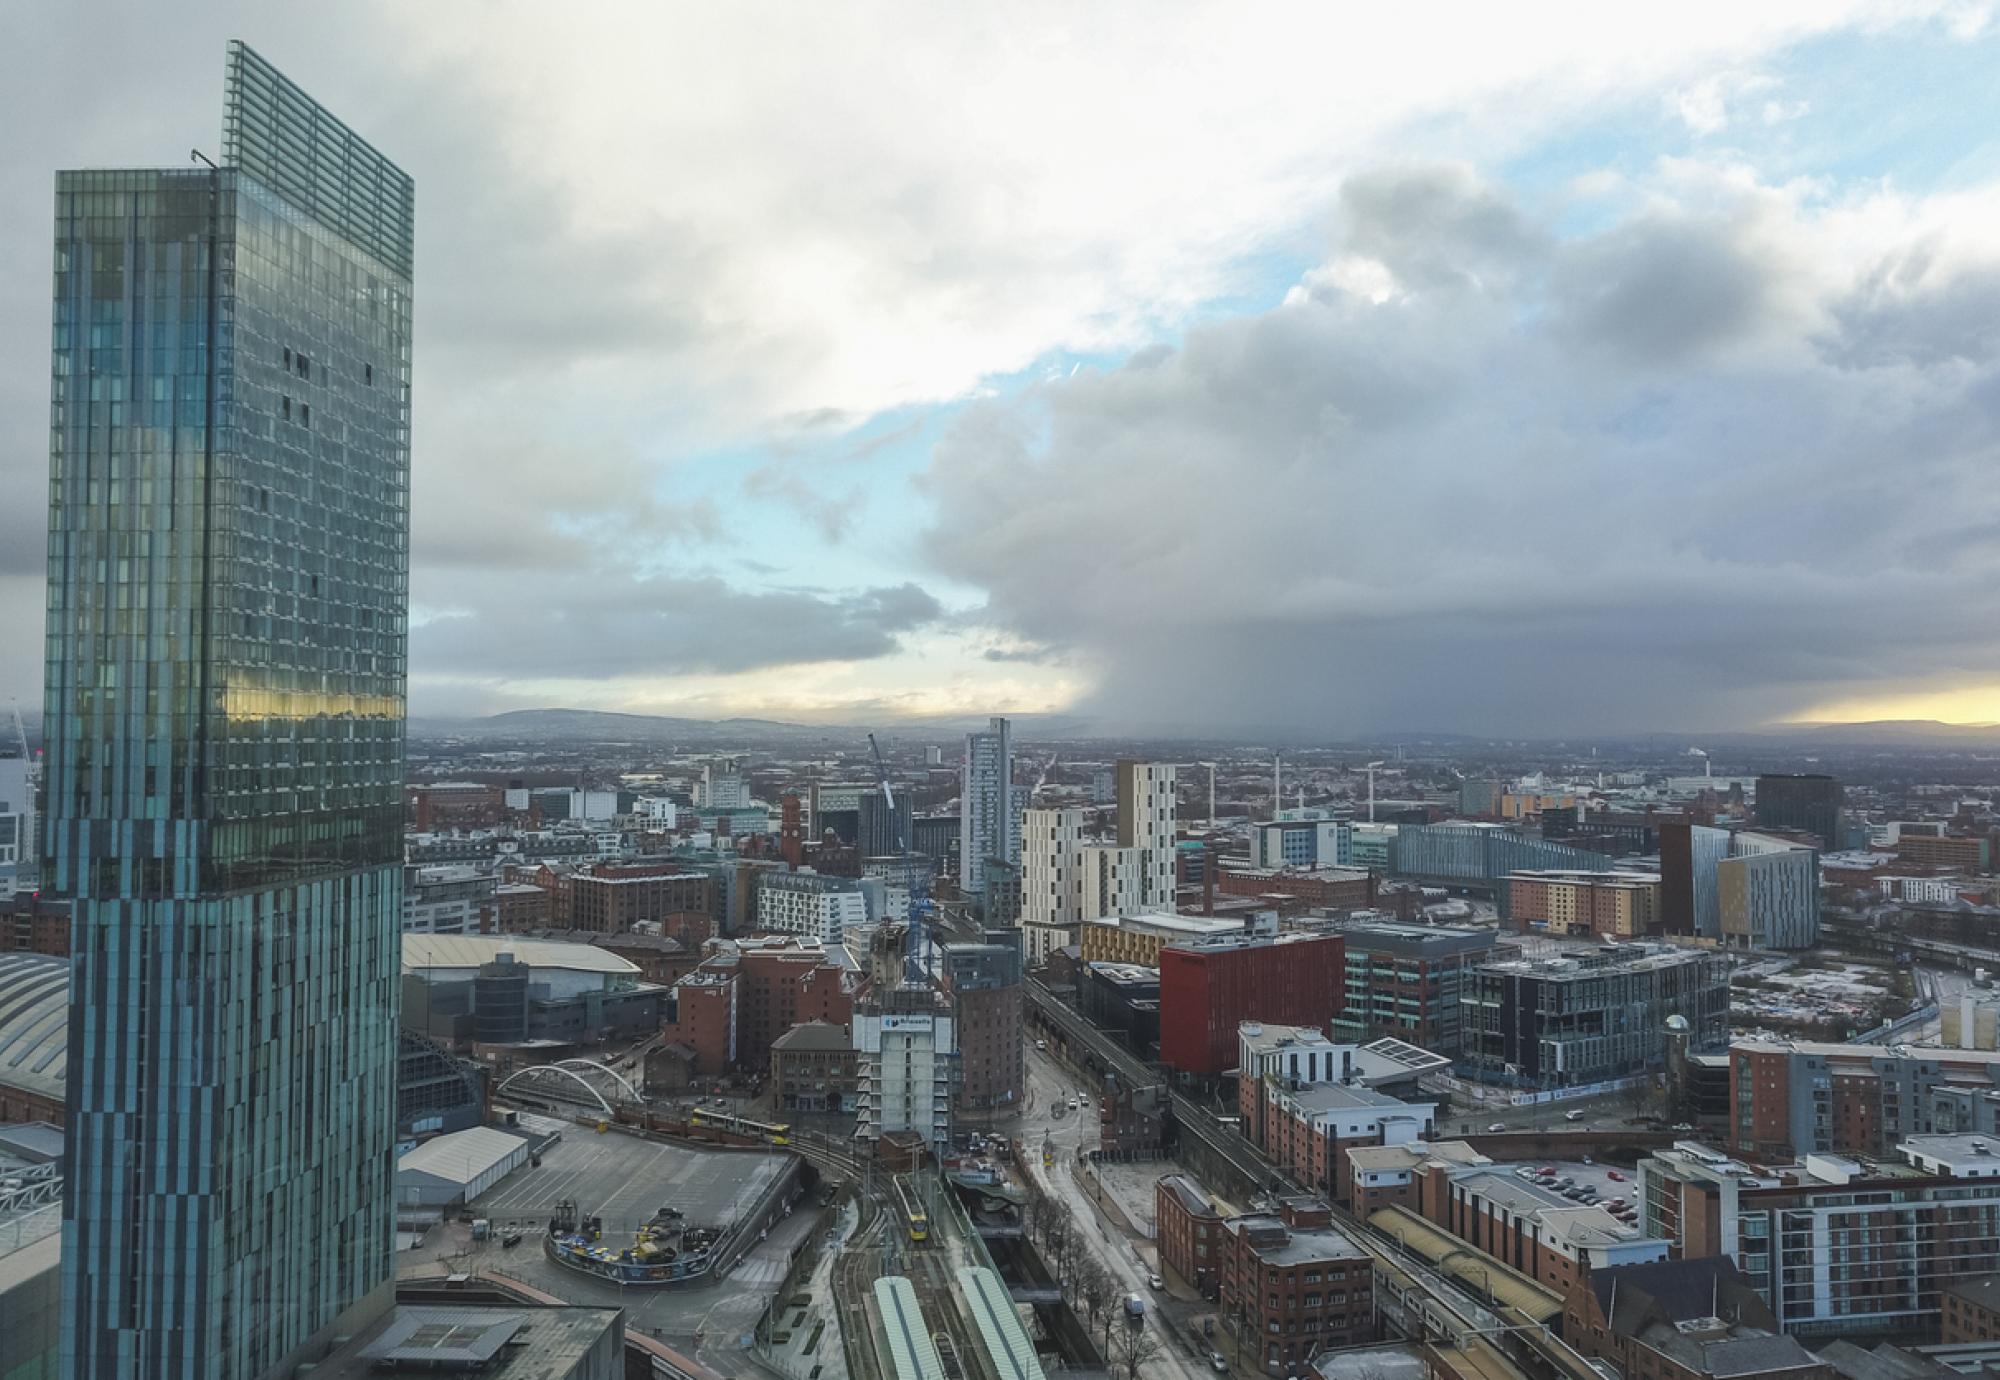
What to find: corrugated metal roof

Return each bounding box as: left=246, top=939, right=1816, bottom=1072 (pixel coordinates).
left=873, top=1276, right=946, bottom=1380
left=0, top=955, right=68, bottom=1103
left=958, top=1267, right=1044, bottom=1380
left=1367, top=1207, right=1562, bottom=1324
left=397, top=1127, right=528, bottom=1187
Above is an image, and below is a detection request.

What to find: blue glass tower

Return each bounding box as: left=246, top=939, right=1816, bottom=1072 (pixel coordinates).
left=44, top=43, right=413, bottom=1380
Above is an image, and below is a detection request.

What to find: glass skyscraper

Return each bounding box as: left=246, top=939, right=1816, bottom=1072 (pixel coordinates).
left=44, top=43, right=413, bottom=1380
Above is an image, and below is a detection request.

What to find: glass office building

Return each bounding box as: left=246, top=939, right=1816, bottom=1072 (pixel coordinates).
left=44, top=43, right=413, bottom=1380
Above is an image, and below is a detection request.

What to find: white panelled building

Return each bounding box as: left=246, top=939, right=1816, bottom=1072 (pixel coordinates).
left=757, top=870, right=869, bottom=944
left=1020, top=807, right=1086, bottom=964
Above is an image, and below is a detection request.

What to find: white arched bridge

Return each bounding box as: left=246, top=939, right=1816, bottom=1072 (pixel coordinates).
left=494, top=1059, right=642, bottom=1117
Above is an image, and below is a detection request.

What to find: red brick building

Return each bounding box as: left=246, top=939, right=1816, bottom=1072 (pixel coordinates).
left=1156, top=1173, right=1225, bottom=1296
left=1439, top=1166, right=1667, bottom=1298
left=1212, top=866, right=1378, bottom=915
left=663, top=970, right=738, bottom=1076
left=1216, top=1199, right=1376, bottom=1375
left=733, top=940, right=860, bottom=1072
left=1, top=894, right=70, bottom=956
left=770, top=1020, right=859, bottom=1113
left=659, top=937, right=861, bottom=1077
left=1943, top=1276, right=2000, bottom=1344
left=1896, top=833, right=1988, bottom=873
left=560, top=863, right=713, bottom=934
left=408, top=781, right=506, bottom=832
left=494, top=882, right=553, bottom=933
left=1157, top=932, right=1344, bottom=1077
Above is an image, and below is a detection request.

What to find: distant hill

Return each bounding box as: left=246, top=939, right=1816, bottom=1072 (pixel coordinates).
left=404, top=707, right=2000, bottom=752
left=1714, top=719, right=2000, bottom=748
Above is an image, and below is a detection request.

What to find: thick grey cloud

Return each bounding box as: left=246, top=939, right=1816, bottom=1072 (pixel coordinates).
left=414, top=576, right=942, bottom=681
left=921, top=165, right=2000, bottom=736
left=1550, top=207, right=1790, bottom=364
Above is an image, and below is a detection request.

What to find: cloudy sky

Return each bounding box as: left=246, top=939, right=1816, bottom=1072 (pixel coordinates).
left=5, top=2, right=2000, bottom=736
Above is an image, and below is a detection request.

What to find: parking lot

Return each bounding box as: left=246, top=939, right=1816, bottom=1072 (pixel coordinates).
left=473, top=1124, right=790, bottom=1236
left=1499, top=1159, right=1641, bottom=1218
left=399, top=1125, right=806, bottom=1375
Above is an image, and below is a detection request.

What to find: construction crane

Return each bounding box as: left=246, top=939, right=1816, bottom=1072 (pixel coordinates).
left=867, top=733, right=931, bottom=983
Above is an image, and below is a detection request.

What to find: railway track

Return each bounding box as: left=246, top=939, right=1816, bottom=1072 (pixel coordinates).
left=908, top=1245, right=990, bottom=1380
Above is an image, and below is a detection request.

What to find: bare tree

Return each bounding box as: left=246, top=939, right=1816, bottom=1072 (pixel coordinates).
left=1107, top=1320, right=1164, bottom=1380
left=1050, top=1205, right=1085, bottom=1286
left=1077, top=1258, right=1113, bottom=1332
left=1026, top=1193, right=1056, bottom=1245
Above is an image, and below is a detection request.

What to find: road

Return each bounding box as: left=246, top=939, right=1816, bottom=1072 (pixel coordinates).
left=1020, top=1042, right=1207, bottom=1380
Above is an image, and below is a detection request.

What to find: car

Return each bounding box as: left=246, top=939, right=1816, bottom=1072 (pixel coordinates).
left=1487, top=1122, right=1507, bottom=1133
left=1036, top=1039, right=1048, bottom=1051
left=1538, top=1166, right=1556, bottom=1176
left=1673, top=1123, right=1695, bottom=1133
left=1514, top=1167, right=1538, bottom=1180
left=1123, top=1294, right=1146, bottom=1320
left=1148, top=1273, right=1165, bottom=1289
left=712, top=1097, right=728, bottom=1107
left=1555, top=1177, right=1575, bottom=1189
left=1606, top=1170, right=1625, bottom=1182
left=501, top=1231, right=523, bottom=1248
left=1068, top=1097, right=1080, bottom=1110
left=1210, top=1353, right=1230, bottom=1373
left=1564, top=1109, right=1584, bottom=1122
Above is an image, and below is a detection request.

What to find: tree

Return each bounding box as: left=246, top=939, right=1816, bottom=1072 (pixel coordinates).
left=1107, top=1320, right=1163, bottom=1380
left=1077, top=1258, right=1113, bottom=1333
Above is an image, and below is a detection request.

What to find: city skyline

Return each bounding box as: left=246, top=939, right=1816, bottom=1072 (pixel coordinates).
left=5, top=6, right=2000, bottom=739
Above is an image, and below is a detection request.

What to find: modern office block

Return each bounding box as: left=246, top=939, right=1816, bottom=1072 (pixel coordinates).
left=44, top=43, right=412, bottom=1380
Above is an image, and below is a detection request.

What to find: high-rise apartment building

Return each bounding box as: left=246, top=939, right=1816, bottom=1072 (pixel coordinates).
left=1113, top=757, right=1178, bottom=889
left=1074, top=759, right=1179, bottom=922
left=1753, top=773, right=1844, bottom=852
left=941, top=932, right=1024, bottom=1109
left=1020, top=806, right=1085, bottom=963
left=44, top=44, right=413, bottom=1380
left=958, top=716, right=1017, bottom=895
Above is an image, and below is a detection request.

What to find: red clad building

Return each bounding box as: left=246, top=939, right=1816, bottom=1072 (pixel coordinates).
left=1158, top=932, right=1345, bottom=1077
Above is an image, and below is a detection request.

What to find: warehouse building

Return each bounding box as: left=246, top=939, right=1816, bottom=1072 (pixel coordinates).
left=396, top=1126, right=531, bottom=1209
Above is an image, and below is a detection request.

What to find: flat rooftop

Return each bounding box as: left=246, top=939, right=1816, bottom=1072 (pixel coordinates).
left=307, top=1303, right=620, bottom=1378
left=1348, top=1141, right=1489, bottom=1175
left=1900, top=1133, right=2000, bottom=1177
left=1225, top=1213, right=1367, bottom=1266
left=472, top=1124, right=789, bottom=1237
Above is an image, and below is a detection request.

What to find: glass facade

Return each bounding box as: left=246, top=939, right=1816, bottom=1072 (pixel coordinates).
left=46, top=42, right=412, bottom=1380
